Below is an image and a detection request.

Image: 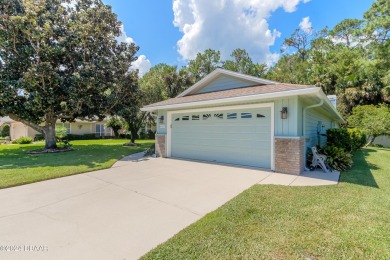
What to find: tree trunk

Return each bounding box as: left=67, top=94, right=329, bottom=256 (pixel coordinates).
left=129, top=127, right=138, bottom=144
left=113, top=128, right=120, bottom=138
left=9, top=113, right=57, bottom=149
left=43, top=115, right=57, bottom=149
left=365, top=136, right=377, bottom=147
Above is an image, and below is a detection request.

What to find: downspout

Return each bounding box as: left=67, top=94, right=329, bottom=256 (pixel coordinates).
left=302, top=95, right=324, bottom=171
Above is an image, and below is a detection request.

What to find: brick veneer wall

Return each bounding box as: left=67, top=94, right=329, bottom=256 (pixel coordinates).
left=275, top=137, right=305, bottom=175
left=155, top=135, right=166, bottom=158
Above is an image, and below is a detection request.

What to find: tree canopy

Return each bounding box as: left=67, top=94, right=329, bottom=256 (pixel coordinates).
left=348, top=104, right=390, bottom=145
left=0, top=0, right=139, bottom=148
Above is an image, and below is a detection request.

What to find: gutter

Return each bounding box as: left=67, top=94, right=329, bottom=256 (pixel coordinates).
left=142, top=87, right=320, bottom=112
left=302, top=94, right=324, bottom=171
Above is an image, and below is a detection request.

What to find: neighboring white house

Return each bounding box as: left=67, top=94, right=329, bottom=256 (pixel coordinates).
left=0, top=117, right=114, bottom=140
left=142, top=68, right=345, bottom=175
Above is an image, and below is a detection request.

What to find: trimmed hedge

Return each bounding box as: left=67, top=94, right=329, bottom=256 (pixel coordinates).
left=35, top=133, right=115, bottom=141
left=12, top=137, right=33, bottom=144
left=326, top=128, right=366, bottom=152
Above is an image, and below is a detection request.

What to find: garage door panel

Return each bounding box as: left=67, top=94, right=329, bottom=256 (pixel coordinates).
left=172, top=140, right=271, bottom=151
left=171, top=107, right=272, bottom=168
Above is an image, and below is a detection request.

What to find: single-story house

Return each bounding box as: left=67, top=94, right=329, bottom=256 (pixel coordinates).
left=142, top=69, right=344, bottom=175
left=0, top=117, right=114, bottom=140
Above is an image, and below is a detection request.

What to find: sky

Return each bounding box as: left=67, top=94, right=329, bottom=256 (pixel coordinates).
left=103, top=0, right=376, bottom=76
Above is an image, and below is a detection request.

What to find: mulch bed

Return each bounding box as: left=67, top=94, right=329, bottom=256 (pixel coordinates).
left=26, top=147, right=74, bottom=154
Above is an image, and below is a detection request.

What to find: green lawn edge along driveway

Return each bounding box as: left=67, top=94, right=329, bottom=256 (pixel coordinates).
left=142, top=147, right=390, bottom=260
left=0, top=139, right=154, bottom=189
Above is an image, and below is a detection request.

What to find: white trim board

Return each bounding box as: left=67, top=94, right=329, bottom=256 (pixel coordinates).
left=167, top=102, right=275, bottom=170
left=142, top=87, right=319, bottom=112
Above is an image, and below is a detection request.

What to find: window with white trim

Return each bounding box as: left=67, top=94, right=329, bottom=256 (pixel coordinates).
left=241, top=112, right=252, bottom=119
left=227, top=113, right=237, bottom=119
left=96, top=124, right=111, bottom=136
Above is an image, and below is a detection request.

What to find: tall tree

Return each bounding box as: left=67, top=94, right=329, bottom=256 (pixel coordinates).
left=0, top=0, right=139, bottom=149
left=348, top=104, right=390, bottom=145
left=187, top=49, right=221, bottom=81
left=329, top=19, right=363, bottom=47
left=282, top=28, right=313, bottom=62
left=222, top=49, right=267, bottom=77
left=139, top=63, right=193, bottom=103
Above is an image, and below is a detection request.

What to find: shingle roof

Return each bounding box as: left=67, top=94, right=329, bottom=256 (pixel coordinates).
left=144, top=83, right=315, bottom=108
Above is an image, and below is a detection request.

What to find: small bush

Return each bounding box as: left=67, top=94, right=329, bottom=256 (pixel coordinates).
left=326, top=128, right=352, bottom=151
left=139, top=131, right=147, bottom=140
left=319, top=145, right=353, bottom=171
left=34, top=134, right=45, bottom=141
left=12, top=136, right=33, bottom=144
left=1, top=125, right=10, bottom=137
left=147, top=130, right=156, bottom=140
left=66, top=133, right=99, bottom=140
left=119, top=133, right=131, bottom=139
left=347, top=128, right=366, bottom=150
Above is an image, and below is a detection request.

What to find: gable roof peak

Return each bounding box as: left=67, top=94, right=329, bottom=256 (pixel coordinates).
left=177, top=68, right=277, bottom=98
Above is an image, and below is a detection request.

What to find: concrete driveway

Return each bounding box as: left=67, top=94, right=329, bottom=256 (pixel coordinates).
left=0, top=155, right=272, bottom=260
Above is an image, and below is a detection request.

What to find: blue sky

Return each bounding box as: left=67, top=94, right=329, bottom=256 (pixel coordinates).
left=103, top=0, right=375, bottom=74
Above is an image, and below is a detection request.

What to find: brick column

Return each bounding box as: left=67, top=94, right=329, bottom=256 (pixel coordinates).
left=155, top=135, right=166, bottom=158
left=275, top=137, right=304, bottom=175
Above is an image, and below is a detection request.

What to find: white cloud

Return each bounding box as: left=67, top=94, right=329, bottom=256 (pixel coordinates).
left=117, top=25, right=152, bottom=77
left=303, top=0, right=311, bottom=3
left=299, top=16, right=312, bottom=33
left=116, top=24, right=134, bottom=45
left=131, top=55, right=152, bottom=77
left=172, top=0, right=308, bottom=64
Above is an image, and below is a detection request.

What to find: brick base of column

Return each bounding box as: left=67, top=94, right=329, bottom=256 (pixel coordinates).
left=155, top=135, right=166, bottom=158
left=275, top=137, right=304, bottom=175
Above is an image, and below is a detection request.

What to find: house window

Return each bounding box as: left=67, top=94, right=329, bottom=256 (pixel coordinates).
left=241, top=113, right=252, bottom=119
left=192, top=115, right=200, bottom=120
left=182, top=116, right=190, bottom=121
left=227, top=113, right=237, bottom=119
left=257, top=114, right=265, bottom=118
left=96, top=124, right=111, bottom=137
left=175, top=118, right=180, bottom=121
left=56, top=123, right=70, bottom=134
left=214, top=113, right=223, bottom=119
left=203, top=114, right=211, bottom=120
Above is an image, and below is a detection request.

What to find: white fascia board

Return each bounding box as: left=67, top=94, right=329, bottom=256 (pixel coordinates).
left=176, top=68, right=277, bottom=98
left=142, top=87, right=320, bottom=112
left=318, top=90, right=345, bottom=123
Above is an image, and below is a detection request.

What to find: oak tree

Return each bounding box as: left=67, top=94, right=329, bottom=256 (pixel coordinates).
left=0, top=0, right=138, bottom=148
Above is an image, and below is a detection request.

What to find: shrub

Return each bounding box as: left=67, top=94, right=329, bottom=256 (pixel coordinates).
left=147, top=130, right=155, bottom=140
left=66, top=133, right=100, bottom=140
left=318, top=145, right=353, bottom=171
left=1, top=125, right=10, bottom=137
left=56, top=126, right=68, bottom=140
left=139, top=131, right=147, bottom=140
left=119, top=133, right=131, bottom=139
left=34, top=134, right=45, bottom=141
left=347, top=128, right=366, bottom=150
left=326, top=128, right=352, bottom=151
left=12, top=136, right=33, bottom=144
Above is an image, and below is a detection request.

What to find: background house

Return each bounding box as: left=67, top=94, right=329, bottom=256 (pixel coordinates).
left=142, top=69, right=344, bottom=175
left=0, top=117, right=114, bottom=140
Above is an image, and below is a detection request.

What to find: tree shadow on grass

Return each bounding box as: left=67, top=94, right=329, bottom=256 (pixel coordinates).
left=0, top=143, right=149, bottom=170
left=340, top=148, right=379, bottom=188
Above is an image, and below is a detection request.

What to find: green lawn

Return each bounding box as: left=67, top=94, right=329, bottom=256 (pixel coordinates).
left=0, top=139, right=154, bottom=189
left=142, top=147, right=390, bottom=259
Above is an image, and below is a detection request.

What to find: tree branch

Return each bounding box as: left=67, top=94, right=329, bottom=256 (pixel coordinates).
left=8, top=114, right=45, bottom=134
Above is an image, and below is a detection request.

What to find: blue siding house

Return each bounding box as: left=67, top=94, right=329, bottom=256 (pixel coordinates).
left=142, top=69, right=344, bottom=175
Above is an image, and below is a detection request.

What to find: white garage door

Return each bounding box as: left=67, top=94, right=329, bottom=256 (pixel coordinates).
left=170, top=106, right=272, bottom=168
